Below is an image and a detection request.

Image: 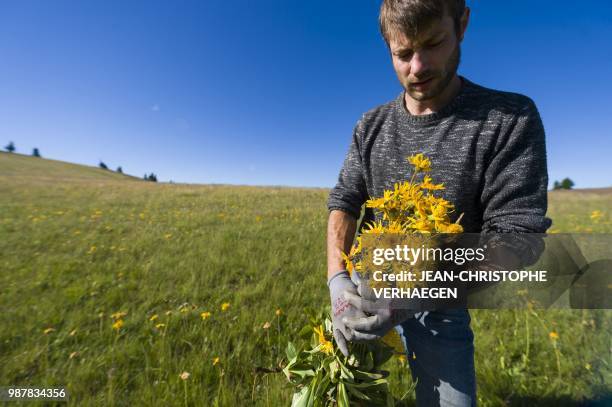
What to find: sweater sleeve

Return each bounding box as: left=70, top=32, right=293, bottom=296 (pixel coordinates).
left=480, top=98, right=552, bottom=234
left=479, top=98, right=552, bottom=266
left=327, top=119, right=369, bottom=220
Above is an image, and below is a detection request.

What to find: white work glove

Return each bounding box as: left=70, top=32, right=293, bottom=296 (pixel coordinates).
left=342, top=271, right=415, bottom=342
left=327, top=270, right=367, bottom=357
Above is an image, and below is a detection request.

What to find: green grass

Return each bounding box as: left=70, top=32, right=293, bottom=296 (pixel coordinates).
left=1, top=151, right=611, bottom=406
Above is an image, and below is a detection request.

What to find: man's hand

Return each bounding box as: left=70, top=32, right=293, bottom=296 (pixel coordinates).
left=328, top=270, right=367, bottom=357
left=342, top=271, right=414, bottom=342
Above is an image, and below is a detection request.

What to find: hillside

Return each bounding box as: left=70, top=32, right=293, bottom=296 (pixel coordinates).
left=0, top=151, right=141, bottom=184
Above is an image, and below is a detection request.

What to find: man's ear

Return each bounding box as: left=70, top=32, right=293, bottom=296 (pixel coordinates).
left=458, top=7, right=470, bottom=42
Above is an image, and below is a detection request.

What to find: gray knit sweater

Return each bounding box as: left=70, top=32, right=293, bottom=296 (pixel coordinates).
left=328, top=76, right=552, bottom=236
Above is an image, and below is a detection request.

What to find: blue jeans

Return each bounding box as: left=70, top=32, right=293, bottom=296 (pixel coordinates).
left=396, top=308, right=477, bottom=406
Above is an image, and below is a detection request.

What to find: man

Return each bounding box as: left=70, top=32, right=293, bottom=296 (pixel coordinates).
left=326, top=0, right=551, bottom=405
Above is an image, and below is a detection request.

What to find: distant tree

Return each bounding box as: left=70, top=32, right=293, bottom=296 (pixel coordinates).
left=5, top=141, right=15, bottom=153
left=116, top=166, right=123, bottom=173
left=148, top=173, right=158, bottom=182
left=99, top=161, right=108, bottom=170
left=560, top=177, right=574, bottom=190
left=553, top=180, right=561, bottom=190
left=32, top=148, right=41, bottom=157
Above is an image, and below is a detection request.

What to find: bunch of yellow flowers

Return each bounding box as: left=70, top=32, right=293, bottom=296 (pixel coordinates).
left=342, top=153, right=463, bottom=277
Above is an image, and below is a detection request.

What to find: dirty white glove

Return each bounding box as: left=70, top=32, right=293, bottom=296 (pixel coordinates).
left=327, top=270, right=366, bottom=356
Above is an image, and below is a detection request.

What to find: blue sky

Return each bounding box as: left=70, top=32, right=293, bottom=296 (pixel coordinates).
left=1, top=0, right=611, bottom=188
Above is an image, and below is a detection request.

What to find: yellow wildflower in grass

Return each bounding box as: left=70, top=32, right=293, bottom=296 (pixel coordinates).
left=212, top=357, right=220, bottom=366
left=155, top=323, right=166, bottom=329
left=149, top=314, right=159, bottom=321
left=549, top=331, right=559, bottom=341
left=112, top=319, right=124, bottom=330
left=179, top=371, right=190, bottom=380
left=275, top=308, right=282, bottom=316
left=43, top=327, right=55, bottom=335
left=111, top=311, right=127, bottom=320
left=87, top=245, right=97, bottom=254
left=221, top=302, right=230, bottom=312
left=69, top=351, right=79, bottom=359
left=69, top=329, right=77, bottom=336
left=590, top=210, right=603, bottom=222
left=200, top=311, right=211, bottom=320
left=263, top=321, right=271, bottom=329
left=397, top=354, right=407, bottom=366
left=165, top=310, right=173, bottom=316
left=164, top=233, right=172, bottom=239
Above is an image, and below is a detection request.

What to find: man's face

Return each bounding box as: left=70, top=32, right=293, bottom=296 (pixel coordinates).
left=389, top=15, right=461, bottom=102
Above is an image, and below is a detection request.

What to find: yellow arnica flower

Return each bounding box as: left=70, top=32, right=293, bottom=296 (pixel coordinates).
left=313, top=325, right=334, bottom=355
left=263, top=321, right=271, bottom=329
left=149, top=314, right=159, bottom=321
left=179, top=371, right=190, bottom=380
left=549, top=331, right=559, bottom=340
left=43, top=327, right=55, bottom=335
left=363, top=220, right=386, bottom=235
left=155, top=323, right=166, bottom=329
left=213, top=357, right=220, bottom=366
left=421, top=176, right=444, bottom=190
left=221, top=302, right=230, bottom=312
left=111, top=311, right=127, bottom=320
left=341, top=251, right=354, bottom=275
left=437, top=222, right=463, bottom=234
left=407, top=153, right=432, bottom=172
left=112, top=319, right=124, bottom=330
left=201, top=312, right=211, bottom=320
left=275, top=308, right=282, bottom=316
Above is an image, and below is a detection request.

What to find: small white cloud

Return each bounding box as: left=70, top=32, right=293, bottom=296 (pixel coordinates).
left=151, top=104, right=160, bottom=112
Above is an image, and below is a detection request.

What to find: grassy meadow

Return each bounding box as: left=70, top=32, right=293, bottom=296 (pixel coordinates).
left=1, top=151, right=611, bottom=406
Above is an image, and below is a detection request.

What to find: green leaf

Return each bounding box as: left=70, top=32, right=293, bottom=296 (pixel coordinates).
left=337, top=382, right=350, bottom=407
left=291, top=386, right=312, bottom=407
left=315, top=374, right=331, bottom=400
left=287, top=342, right=297, bottom=360
left=352, top=369, right=386, bottom=381
left=345, top=378, right=388, bottom=389
left=298, top=324, right=313, bottom=338
left=345, top=383, right=372, bottom=401
left=288, top=368, right=316, bottom=379
left=329, top=360, right=339, bottom=383
left=338, top=359, right=355, bottom=381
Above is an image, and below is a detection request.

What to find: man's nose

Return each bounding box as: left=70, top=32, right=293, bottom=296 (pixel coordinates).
left=410, top=51, right=430, bottom=78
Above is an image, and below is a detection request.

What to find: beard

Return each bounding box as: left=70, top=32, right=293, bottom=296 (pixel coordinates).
left=405, top=43, right=461, bottom=101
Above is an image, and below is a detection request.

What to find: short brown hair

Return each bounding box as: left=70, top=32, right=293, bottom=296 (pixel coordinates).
left=379, top=0, right=466, bottom=46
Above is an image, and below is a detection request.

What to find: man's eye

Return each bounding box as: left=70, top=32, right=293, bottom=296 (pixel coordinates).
left=397, top=52, right=413, bottom=60
left=429, top=40, right=443, bottom=48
